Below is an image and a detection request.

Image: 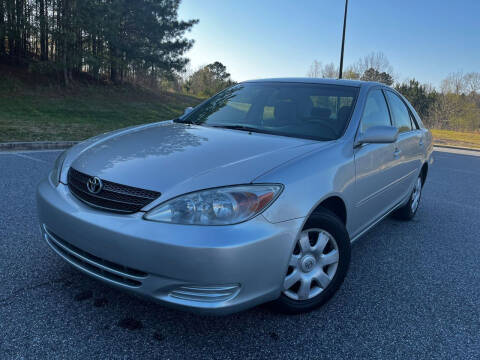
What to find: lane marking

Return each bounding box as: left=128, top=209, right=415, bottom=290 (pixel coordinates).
left=12, top=153, right=48, bottom=163
left=434, top=154, right=480, bottom=161
left=434, top=148, right=480, bottom=157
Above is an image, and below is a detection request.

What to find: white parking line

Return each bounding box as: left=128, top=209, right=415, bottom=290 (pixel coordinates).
left=434, top=147, right=480, bottom=157
left=0, top=149, right=62, bottom=164
left=12, top=153, right=49, bottom=163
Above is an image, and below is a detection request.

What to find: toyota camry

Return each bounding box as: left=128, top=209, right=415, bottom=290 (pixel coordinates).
left=37, top=78, right=433, bottom=314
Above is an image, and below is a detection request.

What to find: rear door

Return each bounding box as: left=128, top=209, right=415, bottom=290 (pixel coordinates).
left=352, top=88, right=400, bottom=236
left=384, top=90, right=424, bottom=200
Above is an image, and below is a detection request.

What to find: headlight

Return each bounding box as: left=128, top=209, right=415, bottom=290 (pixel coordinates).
left=144, top=184, right=283, bottom=225
left=50, top=150, right=68, bottom=186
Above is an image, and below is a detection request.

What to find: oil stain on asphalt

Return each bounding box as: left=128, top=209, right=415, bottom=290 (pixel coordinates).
left=93, top=297, right=109, bottom=307
left=74, top=290, right=93, bottom=301
left=117, top=318, right=143, bottom=331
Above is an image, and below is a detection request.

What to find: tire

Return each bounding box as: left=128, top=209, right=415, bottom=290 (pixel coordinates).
left=392, top=175, right=423, bottom=221
left=272, top=208, right=351, bottom=314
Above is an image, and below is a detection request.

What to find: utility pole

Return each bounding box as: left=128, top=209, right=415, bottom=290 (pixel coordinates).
left=338, top=0, right=348, bottom=79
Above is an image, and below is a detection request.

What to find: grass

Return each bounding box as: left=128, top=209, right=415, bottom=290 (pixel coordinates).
left=431, top=129, right=480, bottom=150
left=1, top=65, right=480, bottom=149
left=0, top=65, right=201, bottom=142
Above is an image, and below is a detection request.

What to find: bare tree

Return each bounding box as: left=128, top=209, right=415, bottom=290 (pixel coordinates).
left=343, top=66, right=360, bottom=80
left=307, top=60, right=322, bottom=77
left=308, top=52, right=394, bottom=82
left=440, top=71, right=466, bottom=94
left=180, top=63, right=194, bottom=83
left=322, top=63, right=338, bottom=79
left=306, top=60, right=338, bottom=79
left=464, top=72, right=480, bottom=94
left=351, top=51, right=393, bottom=77
left=423, top=83, right=436, bottom=94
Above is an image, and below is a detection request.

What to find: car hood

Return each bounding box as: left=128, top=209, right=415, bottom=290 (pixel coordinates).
left=70, top=121, right=326, bottom=201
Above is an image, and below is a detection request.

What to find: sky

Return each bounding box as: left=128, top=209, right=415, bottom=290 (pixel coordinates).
left=178, top=0, right=479, bottom=88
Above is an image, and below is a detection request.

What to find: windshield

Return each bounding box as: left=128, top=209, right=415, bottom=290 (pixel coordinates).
left=180, top=82, right=359, bottom=141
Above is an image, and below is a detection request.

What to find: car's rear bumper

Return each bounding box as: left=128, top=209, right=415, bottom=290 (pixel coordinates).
left=37, top=176, right=303, bottom=315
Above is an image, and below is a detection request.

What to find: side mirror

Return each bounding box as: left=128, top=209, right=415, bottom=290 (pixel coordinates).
left=355, top=125, right=398, bottom=146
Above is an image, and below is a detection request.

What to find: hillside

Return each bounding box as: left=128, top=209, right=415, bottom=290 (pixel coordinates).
left=0, top=65, right=201, bottom=142
left=1, top=65, right=479, bottom=150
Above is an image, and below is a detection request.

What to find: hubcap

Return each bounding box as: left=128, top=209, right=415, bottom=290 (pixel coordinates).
left=411, top=177, right=422, bottom=212
left=283, top=228, right=339, bottom=301
left=301, top=255, right=316, bottom=272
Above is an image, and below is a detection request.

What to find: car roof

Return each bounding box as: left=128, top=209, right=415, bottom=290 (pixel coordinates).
left=242, top=77, right=385, bottom=88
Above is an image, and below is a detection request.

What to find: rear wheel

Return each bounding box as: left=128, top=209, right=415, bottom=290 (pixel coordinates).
left=272, top=209, right=350, bottom=314
left=392, top=175, right=423, bottom=221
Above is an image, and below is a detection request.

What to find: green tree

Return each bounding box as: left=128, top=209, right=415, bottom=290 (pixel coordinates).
left=101, top=0, right=198, bottom=84
left=205, top=61, right=231, bottom=83
left=395, top=79, right=437, bottom=119
left=0, top=0, right=198, bottom=85
left=186, top=62, right=234, bottom=97
left=361, top=67, right=393, bottom=85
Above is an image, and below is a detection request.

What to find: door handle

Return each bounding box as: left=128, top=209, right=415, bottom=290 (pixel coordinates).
left=419, top=138, right=424, bottom=147
left=394, top=148, right=402, bottom=158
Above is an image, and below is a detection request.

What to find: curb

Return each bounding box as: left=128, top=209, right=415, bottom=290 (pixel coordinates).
left=433, top=144, right=480, bottom=153
left=0, top=141, right=79, bottom=151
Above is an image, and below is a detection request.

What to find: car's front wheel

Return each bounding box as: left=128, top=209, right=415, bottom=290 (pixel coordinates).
left=272, top=209, right=350, bottom=314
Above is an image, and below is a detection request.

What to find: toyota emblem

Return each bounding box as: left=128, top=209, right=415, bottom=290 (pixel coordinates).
left=86, top=176, right=103, bottom=194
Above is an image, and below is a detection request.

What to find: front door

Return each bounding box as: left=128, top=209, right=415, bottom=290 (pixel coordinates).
left=352, top=88, right=400, bottom=236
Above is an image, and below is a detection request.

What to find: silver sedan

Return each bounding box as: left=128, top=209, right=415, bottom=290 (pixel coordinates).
left=37, top=78, right=433, bottom=315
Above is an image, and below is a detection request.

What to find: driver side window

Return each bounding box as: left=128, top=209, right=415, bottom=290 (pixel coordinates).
left=360, top=90, right=391, bottom=133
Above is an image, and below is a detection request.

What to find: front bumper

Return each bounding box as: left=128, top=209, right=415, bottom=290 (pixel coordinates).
left=37, top=177, right=303, bottom=315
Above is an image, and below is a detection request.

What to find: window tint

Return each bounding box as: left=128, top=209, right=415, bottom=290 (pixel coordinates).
left=385, top=91, right=412, bottom=133
left=360, top=89, right=391, bottom=132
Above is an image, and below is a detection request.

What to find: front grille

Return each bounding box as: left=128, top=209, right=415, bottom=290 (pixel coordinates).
left=43, top=225, right=148, bottom=287
left=67, top=168, right=160, bottom=213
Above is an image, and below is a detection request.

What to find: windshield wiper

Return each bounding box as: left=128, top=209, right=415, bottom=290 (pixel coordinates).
left=210, top=124, right=271, bottom=134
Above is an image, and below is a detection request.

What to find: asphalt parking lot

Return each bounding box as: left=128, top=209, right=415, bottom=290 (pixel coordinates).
left=1, top=148, right=479, bottom=359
